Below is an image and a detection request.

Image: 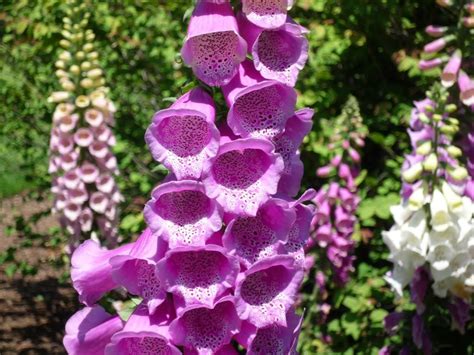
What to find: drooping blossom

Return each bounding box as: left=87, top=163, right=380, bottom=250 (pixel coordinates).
left=48, top=5, right=121, bottom=251
left=241, top=0, right=294, bottom=29
left=65, top=1, right=313, bottom=353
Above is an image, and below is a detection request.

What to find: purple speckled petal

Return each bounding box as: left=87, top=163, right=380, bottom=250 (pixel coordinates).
left=235, top=255, right=304, bottom=327
left=145, top=88, right=220, bottom=180
left=241, top=0, right=293, bottom=29
left=169, top=296, right=241, bottom=354
left=202, top=137, right=284, bottom=216
left=156, top=244, right=240, bottom=311
left=144, top=180, right=222, bottom=247
left=181, top=2, right=247, bottom=86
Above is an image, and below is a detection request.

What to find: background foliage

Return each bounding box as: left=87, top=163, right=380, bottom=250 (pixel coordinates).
left=0, top=0, right=466, bottom=353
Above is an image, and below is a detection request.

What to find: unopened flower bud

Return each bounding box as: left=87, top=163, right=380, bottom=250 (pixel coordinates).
left=81, top=61, right=92, bottom=71
left=416, top=141, right=432, bottom=155
left=69, top=65, right=80, bottom=75
left=61, top=81, right=76, bottom=91
left=87, top=68, right=103, bottom=79
left=48, top=91, right=70, bottom=103
left=55, top=69, right=68, bottom=78
left=61, top=30, right=71, bottom=39
left=446, top=145, right=462, bottom=158
left=63, top=17, right=71, bottom=24
left=83, top=43, right=94, bottom=52
left=447, top=117, right=459, bottom=126
left=449, top=166, right=468, bottom=181
left=59, top=39, right=71, bottom=48
left=423, top=153, right=438, bottom=172
left=402, top=163, right=423, bottom=183
left=418, top=112, right=430, bottom=124
left=445, top=104, right=457, bottom=113
left=75, top=95, right=90, bottom=108
left=55, top=60, right=66, bottom=69
left=75, top=51, right=85, bottom=60
left=59, top=51, right=72, bottom=61
left=441, top=50, right=462, bottom=88
left=425, top=25, right=448, bottom=37
left=440, top=124, right=458, bottom=135
left=463, top=17, right=474, bottom=28
left=409, top=187, right=426, bottom=211
left=86, top=33, right=96, bottom=41
left=436, top=0, right=453, bottom=7
left=80, top=78, right=94, bottom=89
left=441, top=181, right=463, bottom=211
left=87, top=51, right=99, bottom=60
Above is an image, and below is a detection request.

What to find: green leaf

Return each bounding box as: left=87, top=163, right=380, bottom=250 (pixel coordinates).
left=370, top=309, right=388, bottom=323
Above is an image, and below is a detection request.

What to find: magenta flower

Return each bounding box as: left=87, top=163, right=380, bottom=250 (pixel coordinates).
left=241, top=0, right=294, bottom=29
left=441, top=50, right=462, bottom=87
left=64, top=306, right=123, bottom=355
left=202, top=137, right=284, bottom=216
left=145, top=88, right=220, bottom=180
left=144, top=180, right=222, bottom=247
left=105, top=303, right=180, bottom=355
left=169, top=296, right=241, bottom=354
left=222, top=198, right=296, bottom=268
left=71, top=240, right=134, bottom=306
left=235, top=255, right=304, bottom=327
left=222, top=60, right=297, bottom=139
left=157, top=245, right=239, bottom=310
left=181, top=1, right=247, bottom=86
left=236, top=309, right=303, bottom=354
left=238, top=14, right=308, bottom=86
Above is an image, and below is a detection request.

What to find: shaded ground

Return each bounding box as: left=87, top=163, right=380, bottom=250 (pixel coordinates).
left=0, top=194, right=78, bottom=355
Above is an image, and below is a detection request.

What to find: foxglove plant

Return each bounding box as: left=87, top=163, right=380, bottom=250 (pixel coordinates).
left=64, top=1, right=313, bottom=353
left=48, top=1, right=121, bottom=250
left=382, top=83, right=474, bottom=353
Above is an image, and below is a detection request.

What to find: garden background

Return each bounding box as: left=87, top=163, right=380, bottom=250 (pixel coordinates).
left=0, top=0, right=471, bottom=354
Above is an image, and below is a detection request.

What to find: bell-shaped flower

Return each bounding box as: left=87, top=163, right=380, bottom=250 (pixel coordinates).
left=145, top=88, right=220, bottom=180
left=144, top=180, right=222, bottom=247
left=74, top=128, right=94, bottom=147
left=272, top=108, right=314, bottom=196
left=104, top=302, right=179, bottom=355
left=241, top=0, right=294, bottom=29
left=222, top=198, right=296, bottom=268
left=89, top=141, right=109, bottom=159
left=58, top=113, right=79, bottom=133
left=85, top=109, right=104, bottom=127
left=222, top=60, right=297, bottom=139
left=110, top=256, right=166, bottom=314
left=238, top=14, right=308, bottom=86
left=458, top=71, right=474, bottom=106
left=181, top=1, right=247, bottom=86
left=89, top=191, right=109, bottom=214
left=236, top=308, right=303, bottom=354
left=441, top=50, right=462, bottom=87
left=64, top=305, right=123, bottom=355
left=235, top=255, right=303, bottom=327
left=71, top=239, right=134, bottom=305
left=428, top=243, right=455, bottom=274
left=79, top=162, right=100, bottom=184
left=202, top=137, right=284, bottom=216
left=169, top=296, right=241, bottom=354
left=157, top=245, right=239, bottom=311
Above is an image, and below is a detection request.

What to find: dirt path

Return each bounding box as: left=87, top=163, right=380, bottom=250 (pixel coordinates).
left=0, top=194, right=78, bottom=354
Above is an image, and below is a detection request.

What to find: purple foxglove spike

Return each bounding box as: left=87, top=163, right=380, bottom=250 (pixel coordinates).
left=465, top=180, right=474, bottom=200
left=419, top=57, right=444, bottom=70
left=316, top=164, right=333, bottom=177
left=145, top=88, right=220, bottom=180
left=458, top=71, right=474, bottom=106
left=110, top=256, right=166, bottom=314
left=238, top=13, right=308, bottom=86
left=71, top=240, right=134, bottom=306
left=235, top=308, right=303, bottom=354
left=144, top=180, right=222, bottom=248
left=441, top=50, right=462, bottom=87
left=425, top=25, right=448, bottom=37
left=64, top=305, right=123, bottom=355
left=156, top=244, right=240, bottom=311
left=312, top=187, right=328, bottom=205
left=273, top=108, right=314, bottom=196
left=408, top=126, right=434, bottom=148
left=222, top=61, right=297, bottom=139
left=181, top=1, right=247, bottom=86
left=410, top=266, right=430, bottom=314
left=235, top=255, right=304, bottom=327
left=348, top=148, right=361, bottom=163
left=383, top=311, right=404, bottom=335
left=447, top=297, right=471, bottom=334
left=169, top=295, right=241, bottom=354
left=222, top=198, right=296, bottom=267
left=105, top=302, right=180, bottom=355
left=202, top=137, right=284, bottom=216
left=241, top=0, right=293, bottom=29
